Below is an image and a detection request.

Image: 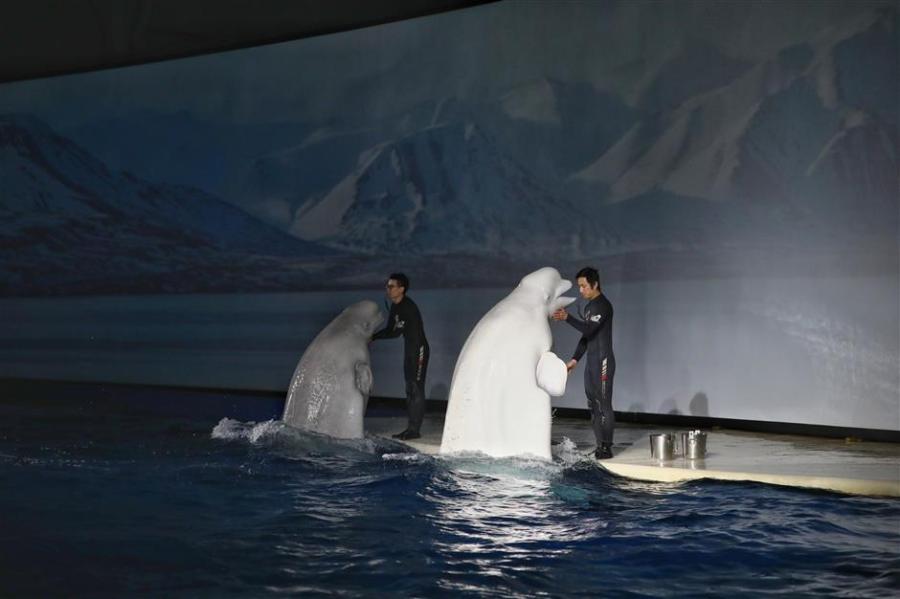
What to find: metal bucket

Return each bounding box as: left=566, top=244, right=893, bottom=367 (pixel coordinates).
left=680, top=430, right=707, bottom=460
left=649, top=433, right=676, bottom=461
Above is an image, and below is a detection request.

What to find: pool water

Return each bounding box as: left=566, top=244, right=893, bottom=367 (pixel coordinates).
left=1, top=386, right=898, bottom=597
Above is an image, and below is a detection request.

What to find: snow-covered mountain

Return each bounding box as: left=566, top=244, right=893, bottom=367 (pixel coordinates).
left=244, top=7, right=896, bottom=263
left=265, top=4, right=896, bottom=264
left=229, top=97, right=479, bottom=230
left=573, top=8, right=898, bottom=237
left=484, top=77, right=637, bottom=188
left=233, top=127, right=386, bottom=230
left=0, top=114, right=336, bottom=295
left=234, top=81, right=636, bottom=245
left=630, top=37, right=753, bottom=114
left=288, top=121, right=591, bottom=258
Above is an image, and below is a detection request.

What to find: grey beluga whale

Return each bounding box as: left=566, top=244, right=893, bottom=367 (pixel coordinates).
left=282, top=300, right=384, bottom=439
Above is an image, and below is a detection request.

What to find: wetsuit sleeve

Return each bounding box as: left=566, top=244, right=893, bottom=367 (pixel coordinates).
left=566, top=301, right=610, bottom=361
left=564, top=313, right=603, bottom=338
left=572, top=337, right=589, bottom=362
left=372, top=304, right=401, bottom=340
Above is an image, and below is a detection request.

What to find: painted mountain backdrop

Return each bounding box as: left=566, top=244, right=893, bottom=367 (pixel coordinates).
left=0, top=3, right=896, bottom=295
left=0, top=115, right=339, bottom=295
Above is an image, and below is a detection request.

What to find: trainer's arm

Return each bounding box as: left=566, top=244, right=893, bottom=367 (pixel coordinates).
left=571, top=337, right=588, bottom=363
left=371, top=306, right=401, bottom=340
left=564, top=313, right=603, bottom=339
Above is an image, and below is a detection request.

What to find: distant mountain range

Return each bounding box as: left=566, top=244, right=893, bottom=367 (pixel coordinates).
left=0, top=114, right=339, bottom=295
left=249, top=6, right=896, bottom=253
left=574, top=9, right=898, bottom=227
left=288, top=121, right=595, bottom=257
left=1, top=7, right=896, bottom=295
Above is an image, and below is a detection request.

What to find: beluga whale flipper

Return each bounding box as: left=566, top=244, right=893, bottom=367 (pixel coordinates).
left=439, top=267, right=575, bottom=460
left=282, top=300, right=384, bottom=439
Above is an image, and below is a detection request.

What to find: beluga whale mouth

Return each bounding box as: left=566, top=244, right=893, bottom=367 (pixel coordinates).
left=439, top=267, right=573, bottom=461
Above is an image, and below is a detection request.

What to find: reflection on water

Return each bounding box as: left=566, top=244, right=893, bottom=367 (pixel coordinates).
left=430, top=463, right=570, bottom=551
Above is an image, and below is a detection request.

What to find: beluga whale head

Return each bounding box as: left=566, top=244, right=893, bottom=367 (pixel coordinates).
left=515, top=266, right=576, bottom=316
left=340, top=299, right=384, bottom=338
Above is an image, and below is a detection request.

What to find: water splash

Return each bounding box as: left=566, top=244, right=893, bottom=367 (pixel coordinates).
left=552, top=437, right=588, bottom=467
left=210, top=417, right=409, bottom=460
left=211, top=417, right=284, bottom=443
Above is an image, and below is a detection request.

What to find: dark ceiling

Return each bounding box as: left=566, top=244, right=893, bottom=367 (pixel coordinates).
left=0, top=0, right=496, bottom=83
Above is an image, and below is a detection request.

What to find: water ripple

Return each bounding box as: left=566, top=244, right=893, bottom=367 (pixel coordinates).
left=0, top=408, right=897, bottom=597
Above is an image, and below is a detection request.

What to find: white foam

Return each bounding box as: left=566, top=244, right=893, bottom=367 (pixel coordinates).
left=381, top=452, right=428, bottom=463
left=552, top=437, right=587, bottom=468
left=211, top=417, right=284, bottom=444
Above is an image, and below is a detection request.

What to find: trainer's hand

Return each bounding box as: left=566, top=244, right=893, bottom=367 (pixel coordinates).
left=566, top=359, right=577, bottom=372
left=552, top=309, right=568, bottom=321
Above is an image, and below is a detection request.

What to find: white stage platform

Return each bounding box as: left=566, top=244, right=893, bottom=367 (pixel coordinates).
left=367, top=415, right=900, bottom=497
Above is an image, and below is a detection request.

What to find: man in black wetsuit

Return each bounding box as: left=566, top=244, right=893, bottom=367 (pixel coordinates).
left=553, top=267, right=616, bottom=459
left=371, top=273, right=430, bottom=440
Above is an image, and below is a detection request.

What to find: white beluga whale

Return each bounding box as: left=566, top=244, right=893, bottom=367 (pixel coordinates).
left=439, top=267, right=575, bottom=460
left=282, top=300, right=384, bottom=439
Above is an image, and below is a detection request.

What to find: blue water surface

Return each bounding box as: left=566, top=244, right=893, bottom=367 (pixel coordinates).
left=1, top=386, right=898, bottom=597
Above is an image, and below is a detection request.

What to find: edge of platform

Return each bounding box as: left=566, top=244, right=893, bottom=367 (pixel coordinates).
left=597, top=461, right=900, bottom=497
